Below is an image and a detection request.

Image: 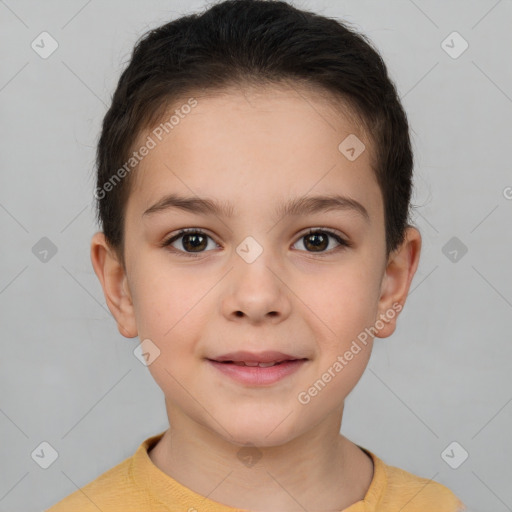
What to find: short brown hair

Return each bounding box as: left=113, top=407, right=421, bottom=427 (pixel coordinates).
left=95, top=0, right=415, bottom=268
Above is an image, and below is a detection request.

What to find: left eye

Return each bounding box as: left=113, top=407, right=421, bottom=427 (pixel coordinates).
left=161, top=228, right=350, bottom=257
left=292, top=228, right=349, bottom=254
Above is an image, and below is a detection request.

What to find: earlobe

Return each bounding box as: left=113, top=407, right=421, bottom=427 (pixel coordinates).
left=90, top=231, right=138, bottom=338
left=375, top=226, right=422, bottom=339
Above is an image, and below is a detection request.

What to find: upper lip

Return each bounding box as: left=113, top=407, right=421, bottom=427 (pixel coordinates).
left=208, top=351, right=306, bottom=363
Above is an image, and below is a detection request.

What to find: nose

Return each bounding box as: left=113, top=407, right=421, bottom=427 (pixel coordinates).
left=221, top=247, right=292, bottom=324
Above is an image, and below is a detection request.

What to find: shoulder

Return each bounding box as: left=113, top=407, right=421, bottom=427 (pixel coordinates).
left=376, top=456, right=466, bottom=512
left=44, top=455, right=145, bottom=512
left=45, top=432, right=168, bottom=511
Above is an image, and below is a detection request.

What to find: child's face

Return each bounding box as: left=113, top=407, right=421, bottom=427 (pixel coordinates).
left=92, top=84, right=420, bottom=447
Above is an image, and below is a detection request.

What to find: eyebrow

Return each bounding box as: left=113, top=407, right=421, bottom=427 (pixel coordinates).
left=142, top=193, right=370, bottom=224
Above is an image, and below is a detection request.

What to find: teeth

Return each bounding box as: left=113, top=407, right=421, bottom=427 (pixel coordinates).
left=232, top=361, right=280, bottom=367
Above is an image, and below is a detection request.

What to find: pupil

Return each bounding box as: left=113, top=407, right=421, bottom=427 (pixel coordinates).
left=306, top=233, right=327, bottom=251
left=184, top=234, right=206, bottom=252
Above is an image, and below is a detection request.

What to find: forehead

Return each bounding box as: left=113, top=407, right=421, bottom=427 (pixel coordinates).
left=126, top=84, right=381, bottom=222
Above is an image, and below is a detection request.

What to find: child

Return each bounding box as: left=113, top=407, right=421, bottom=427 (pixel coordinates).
left=47, top=0, right=466, bottom=510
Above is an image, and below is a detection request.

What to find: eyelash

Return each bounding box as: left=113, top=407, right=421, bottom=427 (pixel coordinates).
left=161, top=227, right=351, bottom=258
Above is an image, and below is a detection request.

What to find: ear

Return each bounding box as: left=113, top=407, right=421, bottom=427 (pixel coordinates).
left=374, top=226, right=422, bottom=338
left=90, top=231, right=138, bottom=338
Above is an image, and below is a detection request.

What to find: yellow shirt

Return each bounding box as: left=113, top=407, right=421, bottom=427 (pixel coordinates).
left=46, top=431, right=466, bottom=511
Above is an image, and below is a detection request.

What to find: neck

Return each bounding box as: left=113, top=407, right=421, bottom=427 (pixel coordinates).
left=148, top=402, right=373, bottom=511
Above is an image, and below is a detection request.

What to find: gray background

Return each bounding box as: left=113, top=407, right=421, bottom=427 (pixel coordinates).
left=1, top=1, right=511, bottom=511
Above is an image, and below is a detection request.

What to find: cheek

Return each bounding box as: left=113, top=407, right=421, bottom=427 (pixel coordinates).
left=129, top=252, right=208, bottom=338
left=306, top=263, right=380, bottom=345
left=137, top=279, right=208, bottom=389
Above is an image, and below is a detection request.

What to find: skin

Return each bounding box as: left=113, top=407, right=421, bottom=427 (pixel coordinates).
left=91, top=84, right=421, bottom=511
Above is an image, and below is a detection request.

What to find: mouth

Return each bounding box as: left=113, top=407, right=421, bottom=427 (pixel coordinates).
left=208, top=350, right=307, bottom=365
left=209, top=359, right=304, bottom=367
left=206, top=352, right=308, bottom=385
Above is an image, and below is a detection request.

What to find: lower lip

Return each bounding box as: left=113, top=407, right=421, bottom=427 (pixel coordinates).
left=207, top=359, right=307, bottom=385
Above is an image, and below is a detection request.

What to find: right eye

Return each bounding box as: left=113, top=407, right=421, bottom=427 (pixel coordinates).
left=161, top=228, right=219, bottom=257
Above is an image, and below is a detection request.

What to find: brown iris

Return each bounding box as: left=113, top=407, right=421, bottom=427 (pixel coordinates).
left=303, top=232, right=329, bottom=252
